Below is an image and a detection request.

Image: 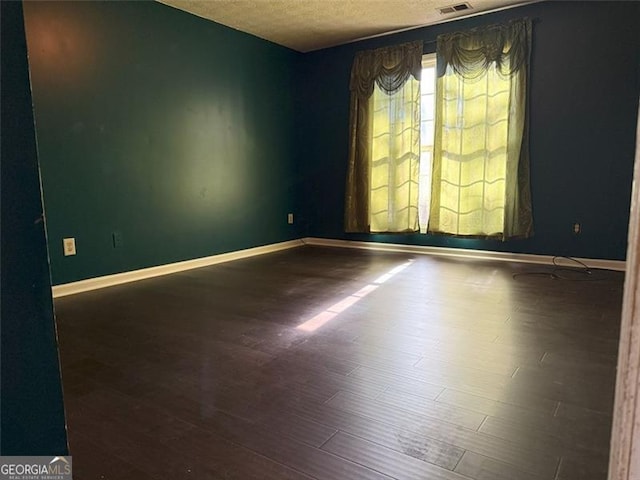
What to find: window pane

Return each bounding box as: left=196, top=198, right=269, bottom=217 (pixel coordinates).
left=421, top=94, right=434, bottom=121
left=419, top=54, right=436, bottom=233
left=421, top=120, right=434, bottom=147
left=418, top=150, right=432, bottom=233
left=421, top=67, right=435, bottom=89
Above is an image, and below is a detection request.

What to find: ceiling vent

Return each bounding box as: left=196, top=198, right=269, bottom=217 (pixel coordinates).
left=439, top=3, right=473, bottom=14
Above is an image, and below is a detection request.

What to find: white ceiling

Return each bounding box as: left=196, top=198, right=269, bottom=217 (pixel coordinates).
left=158, top=0, right=533, bottom=52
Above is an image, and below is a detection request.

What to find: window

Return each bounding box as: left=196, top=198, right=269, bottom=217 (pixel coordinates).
left=427, top=20, right=533, bottom=239
left=419, top=53, right=515, bottom=237
left=430, top=55, right=513, bottom=236
left=344, top=41, right=424, bottom=234
left=346, top=22, right=533, bottom=239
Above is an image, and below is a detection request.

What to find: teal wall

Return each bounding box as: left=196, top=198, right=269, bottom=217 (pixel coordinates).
left=295, top=1, right=640, bottom=260
left=23, top=0, right=640, bottom=289
left=23, top=1, right=300, bottom=285
left=1, top=1, right=68, bottom=454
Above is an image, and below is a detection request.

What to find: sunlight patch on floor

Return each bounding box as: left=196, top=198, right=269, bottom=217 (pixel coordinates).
left=296, top=260, right=413, bottom=332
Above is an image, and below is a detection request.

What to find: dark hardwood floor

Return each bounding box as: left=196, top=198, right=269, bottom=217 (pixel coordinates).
left=55, top=246, right=624, bottom=480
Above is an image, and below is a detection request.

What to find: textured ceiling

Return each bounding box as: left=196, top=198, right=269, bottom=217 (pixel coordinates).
left=158, top=0, right=533, bottom=52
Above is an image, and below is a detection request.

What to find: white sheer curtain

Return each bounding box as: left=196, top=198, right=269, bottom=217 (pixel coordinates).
left=369, top=77, right=421, bottom=232
left=429, top=19, right=533, bottom=239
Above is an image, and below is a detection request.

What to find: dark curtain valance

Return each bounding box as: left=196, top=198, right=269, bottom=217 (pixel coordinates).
left=349, top=40, right=423, bottom=99
left=437, top=18, right=531, bottom=79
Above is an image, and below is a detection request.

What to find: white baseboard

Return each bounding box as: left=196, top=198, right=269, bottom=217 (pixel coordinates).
left=52, top=236, right=625, bottom=298
left=52, top=239, right=305, bottom=298
left=302, top=237, right=627, bottom=272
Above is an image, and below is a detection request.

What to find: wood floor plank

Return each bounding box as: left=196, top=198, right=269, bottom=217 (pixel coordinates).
left=479, top=414, right=612, bottom=456
left=186, top=410, right=395, bottom=480
left=69, top=432, right=158, bottom=480
left=540, top=350, right=618, bottom=373
left=413, top=353, right=518, bottom=377
left=375, top=388, right=487, bottom=430
left=556, top=453, right=610, bottom=480
left=347, top=365, right=445, bottom=400
left=349, top=363, right=513, bottom=399
left=321, top=432, right=469, bottom=480
left=435, top=387, right=557, bottom=419
left=325, top=390, right=560, bottom=478
left=509, top=365, right=616, bottom=412
left=68, top=403, right=272, bottom=479
left=355, top=330, right=547, bottom=374
left=250, top=408, right=338, bottom=448
left=292, top=334, right=424, bottom=371
left=454, top=451, right=547, bottom=480
left=288, top=400, right=465, bottom=470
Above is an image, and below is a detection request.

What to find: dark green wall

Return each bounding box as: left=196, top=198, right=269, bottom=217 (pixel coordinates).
left=23, top=0, right=300, bottom=285
left=22, top=0, right=640, bottom=288
left=1, top=1, right=68, bottom=454
left=295, top=1, right=640, bottom=260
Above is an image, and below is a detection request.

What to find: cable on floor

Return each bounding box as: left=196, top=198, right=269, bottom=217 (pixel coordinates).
left=512, top=255, right=596, bottom=281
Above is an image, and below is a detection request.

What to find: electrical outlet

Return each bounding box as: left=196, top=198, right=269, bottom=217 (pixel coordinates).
left=573, top=222, right=581, bottom=235
left=112, top=231, right=123, bottom=248
left=287, top=213, right=294, bottom=224
left=63, top=238, right=76, bottom=256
